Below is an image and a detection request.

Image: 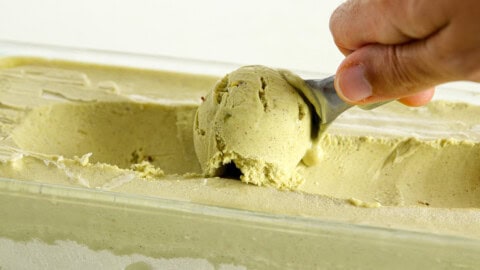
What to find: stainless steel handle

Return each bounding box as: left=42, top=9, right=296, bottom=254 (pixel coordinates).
left=305, top=76, right=391, bottom=125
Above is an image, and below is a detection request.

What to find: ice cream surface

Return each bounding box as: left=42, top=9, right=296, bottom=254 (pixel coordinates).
left=194, top=65, right=313, bottom=189
left=1, top=57, right=480, bottom=243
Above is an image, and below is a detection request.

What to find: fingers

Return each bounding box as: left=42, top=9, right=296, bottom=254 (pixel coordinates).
left=330, top=0, right=480, bottom=106
left=330, top=0, right=448, bottom=105
left=334, top=41, right=454, bottom=105
left=397, top=88, right=435, bottom=107
left=330, top=0, right=450, bottom=53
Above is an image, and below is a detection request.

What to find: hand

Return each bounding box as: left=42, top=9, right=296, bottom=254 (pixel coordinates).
left=329, top=0, right=480, bottom=106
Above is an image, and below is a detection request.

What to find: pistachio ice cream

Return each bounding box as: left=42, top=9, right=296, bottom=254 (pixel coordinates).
left=193, top=65, right=313, bottom=189
left=1, top=56, right=480, bottom=257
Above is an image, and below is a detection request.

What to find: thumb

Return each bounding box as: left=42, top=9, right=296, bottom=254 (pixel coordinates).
left=334, top=43, right=452, bottom=105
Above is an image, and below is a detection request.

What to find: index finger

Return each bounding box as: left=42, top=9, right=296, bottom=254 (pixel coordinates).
left=329, top=0, right=451, bottom=53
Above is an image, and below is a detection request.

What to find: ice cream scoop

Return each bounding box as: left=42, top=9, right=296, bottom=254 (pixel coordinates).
left=282, top=74, right=389, bottom=134
left=193, top=66, right=388, bottom=189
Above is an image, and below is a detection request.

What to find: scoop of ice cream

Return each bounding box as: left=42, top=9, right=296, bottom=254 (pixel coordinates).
left=193, top=65, right=313, bottom=189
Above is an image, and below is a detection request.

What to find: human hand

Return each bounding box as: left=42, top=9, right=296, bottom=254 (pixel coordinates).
left=329, top=0, right=480, bottom=106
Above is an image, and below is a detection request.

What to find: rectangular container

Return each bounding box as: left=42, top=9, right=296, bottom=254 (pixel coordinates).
left=1, top=40, right=479, bottom=270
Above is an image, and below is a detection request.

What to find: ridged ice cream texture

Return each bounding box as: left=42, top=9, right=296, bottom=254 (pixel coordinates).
left=193, top=65, right=316, bottom=189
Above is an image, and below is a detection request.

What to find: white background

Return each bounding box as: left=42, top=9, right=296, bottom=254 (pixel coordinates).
left=0, top=0, right=346, bottom=74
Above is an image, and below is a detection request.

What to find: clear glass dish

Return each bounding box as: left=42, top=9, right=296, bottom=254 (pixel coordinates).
left=1, top=40, right=479, bottom=269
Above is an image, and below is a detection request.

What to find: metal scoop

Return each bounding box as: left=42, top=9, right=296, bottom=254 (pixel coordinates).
left=303, top=75, right=389, bottom=132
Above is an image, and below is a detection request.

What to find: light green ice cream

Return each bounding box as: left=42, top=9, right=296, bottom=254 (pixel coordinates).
left=2, top=58, right=480, bottom=269
left=193, top=66, right=313, bottom=189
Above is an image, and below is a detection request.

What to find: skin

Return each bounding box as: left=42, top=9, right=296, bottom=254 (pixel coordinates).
left=329, top=0, right=480, bottom=106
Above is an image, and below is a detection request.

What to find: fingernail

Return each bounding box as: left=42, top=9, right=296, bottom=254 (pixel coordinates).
left=337, top=65, right=372, bottom=102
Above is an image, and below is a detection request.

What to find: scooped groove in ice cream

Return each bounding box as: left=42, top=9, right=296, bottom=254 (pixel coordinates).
left=193, top=66, right=314, bottom=189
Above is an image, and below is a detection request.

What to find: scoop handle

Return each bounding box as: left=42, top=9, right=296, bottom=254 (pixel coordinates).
left=304, top=76, right=352, bottom=124
left=359, top=101, right=392, bottom=110
left=305, top=76, right=391, bottom=124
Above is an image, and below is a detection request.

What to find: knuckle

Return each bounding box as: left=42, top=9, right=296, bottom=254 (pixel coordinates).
left=329, top=0, right=362, bottom=51
left=385, top=46, right=422, bottom=93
